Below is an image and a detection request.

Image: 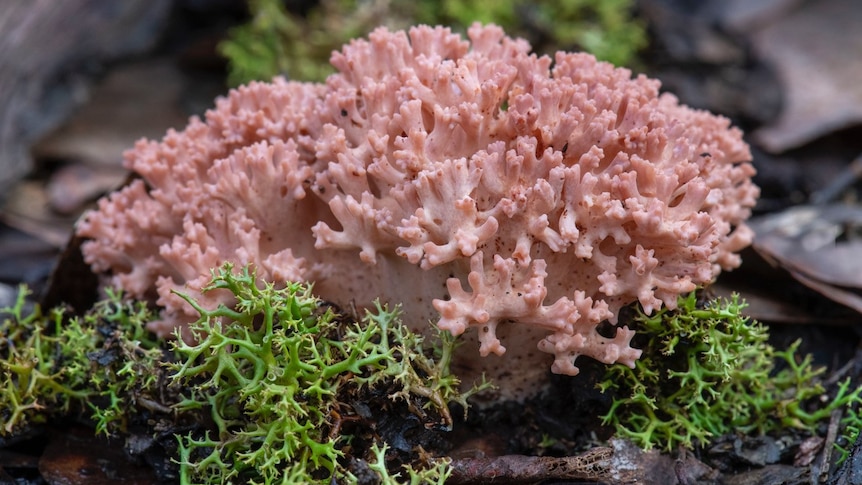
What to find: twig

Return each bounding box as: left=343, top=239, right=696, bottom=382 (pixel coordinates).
left=824, top=348, right=862, bottom=388
left=447, top=447, right=614, bottom=484
left=811, top=408, right=842, bottom=484
left=810, top=152, right=862, bottom=205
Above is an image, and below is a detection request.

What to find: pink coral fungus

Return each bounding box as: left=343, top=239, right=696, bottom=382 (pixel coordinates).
left=77, top=24, right=758, bottom=384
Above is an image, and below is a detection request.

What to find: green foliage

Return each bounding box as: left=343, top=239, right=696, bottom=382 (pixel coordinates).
left=600, top=292, right=862, bottom=452
left=170, top=262, right=490, bottom=484
left=220, top=0, right=647, bottom=85
left=218, top=0, right=335, bottom=86
left=416, top=0, right=648, bottom=66
left=0, top=286, right=164, bottom=436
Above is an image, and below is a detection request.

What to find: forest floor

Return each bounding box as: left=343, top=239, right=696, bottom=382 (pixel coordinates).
left=2, top=0, right=862, bottom=483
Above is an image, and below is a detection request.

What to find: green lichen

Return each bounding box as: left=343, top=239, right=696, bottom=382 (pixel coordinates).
left=170, top=262, right=491, bottom=484
left=0, top=286, right=164, bottom=437
left=220, top=0, right=647, bottom=85
left=0, top=263, right=489, bottom=483
left=600, top=292, right=862, bottom=452
left=837, top=410, right=862, bottom=464
left=366, top=442, right=452, bottom=485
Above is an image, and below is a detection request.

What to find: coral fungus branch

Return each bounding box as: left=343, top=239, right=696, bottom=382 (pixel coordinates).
left=77, top=23, right=758, bottom=387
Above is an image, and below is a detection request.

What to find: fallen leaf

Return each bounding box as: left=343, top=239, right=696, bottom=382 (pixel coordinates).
left=38, top=425, right=159, bottom=485
left=747, top=204, right=862, bottom=314
left=751, top=0, right=862, bottom=152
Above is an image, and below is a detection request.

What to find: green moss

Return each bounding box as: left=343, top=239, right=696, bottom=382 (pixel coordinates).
left=416, top=0, right=647, bottom=66
left=600, top=292, right=862, bottom=452
left=170, top=263, right=490, bottom=483
left=220, top=0, right=647, bottom=85
left=218, top=0, right=335, bottom=86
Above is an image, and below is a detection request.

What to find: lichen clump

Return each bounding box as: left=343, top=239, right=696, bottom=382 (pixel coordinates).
left=0, top=287, right=163, bottom=437
left=600, top=292, right=862, bottom=452
left=172, top=263, right=485, bottom=483
left=0, top=265, right=487, bottom=483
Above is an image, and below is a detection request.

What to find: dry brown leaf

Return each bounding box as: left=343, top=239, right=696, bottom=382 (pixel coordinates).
left=752, top=0, right=862, bottom=152
left=748, top=204, right=862, bottom=314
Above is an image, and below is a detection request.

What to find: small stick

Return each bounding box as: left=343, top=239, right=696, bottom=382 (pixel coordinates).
left=810, top=153, right=862, bottom=205
left=447, top=447, right=614, bottom=484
